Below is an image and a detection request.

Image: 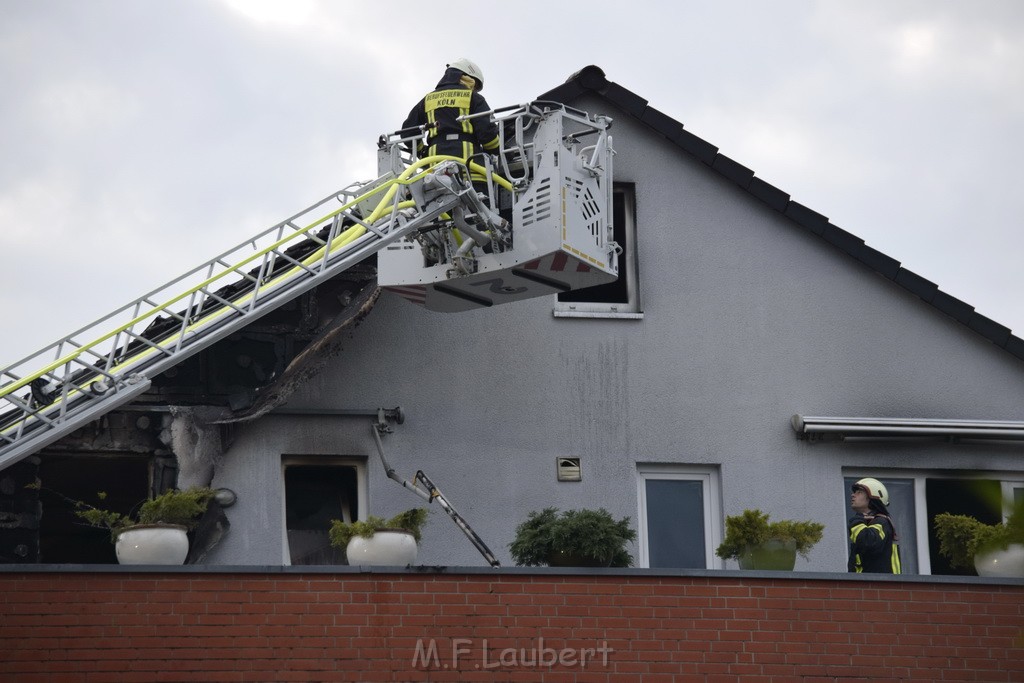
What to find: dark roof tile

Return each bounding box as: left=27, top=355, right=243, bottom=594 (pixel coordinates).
left=1006, top=335, right=1024, bottom=361
left=748, top=178, right=790, bottom=212
left=968, top=313, right=1011, bottom=347
left=677, top=129, right=718, bottom=165
left=641, top=106, right=684, bottom=141
left=604, top=82, right=648, bottom=117
left=539, top=65, right=607, bottom=102
left=933, top=291, right=975, bottom=324
left=712, top=154, right=755, bottom=189
left=856, top=246, right=901, bottom=280
left=894, top=269, right=939, bottom=303
left=573, top=65, right=609, bottom=90
left=822, top=224, right=864, bottom=256
left=784, top=202, right=828, bottom=236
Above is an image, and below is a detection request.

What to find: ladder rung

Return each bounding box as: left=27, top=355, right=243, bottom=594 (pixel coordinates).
left=118, top=328, right=179, bottom=357
left=266, top=248, right=318, bottom=278
left=3, top=392, right=60, bottom=429
left=0, top=163, right=485, bottom=468
left=68, top=357, right=119, bottom=383
left=197, top=288, right=248, bottom=316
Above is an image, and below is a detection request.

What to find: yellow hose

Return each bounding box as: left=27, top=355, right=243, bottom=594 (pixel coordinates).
left=2, top=157, right=508, bottom=401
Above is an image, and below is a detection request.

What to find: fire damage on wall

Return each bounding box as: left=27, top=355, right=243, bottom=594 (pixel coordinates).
left=0, top=265, right=379, bottom=564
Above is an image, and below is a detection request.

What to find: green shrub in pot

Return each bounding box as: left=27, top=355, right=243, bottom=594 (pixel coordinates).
left=508, top=507, right=636, bottom=567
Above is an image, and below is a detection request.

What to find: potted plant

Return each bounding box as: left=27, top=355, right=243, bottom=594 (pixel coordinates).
left=74, top=487, right=217, bottom=565
left=716, top=509, right=824, bottom=570
left=934, top=501, right=1024, bottom=577
left=508, top=507, right=636, bottom=567
left=329, top=508, right=429, bottom=566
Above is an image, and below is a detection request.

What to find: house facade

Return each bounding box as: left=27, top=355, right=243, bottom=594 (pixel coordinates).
left=4, top=66, right=1023, bottom=574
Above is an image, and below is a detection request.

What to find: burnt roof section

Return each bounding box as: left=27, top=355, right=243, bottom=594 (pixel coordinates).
left=540, top=65, right=1023, bottom=362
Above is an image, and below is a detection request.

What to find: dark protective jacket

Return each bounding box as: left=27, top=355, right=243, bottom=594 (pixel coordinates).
left=848, top=512, right=902, bottom=573
left=402, top=68, right=500, bottom=160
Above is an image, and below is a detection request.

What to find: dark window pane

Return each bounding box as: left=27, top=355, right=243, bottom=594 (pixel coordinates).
left=926, top=478, right=1000, bottom=576
left=843, top=476, right=917, bottom=575
left=284, top=464, right=358, bottom=565
left=37, top=454, right=150, bottom=564
left=645, top=479, right=705, bottom=568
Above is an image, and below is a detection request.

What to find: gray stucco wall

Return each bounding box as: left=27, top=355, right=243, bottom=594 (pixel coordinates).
left=205, top=96, right=1024, bottom=571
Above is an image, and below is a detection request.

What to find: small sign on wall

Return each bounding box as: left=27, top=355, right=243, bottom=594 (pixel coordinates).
left=556, top=457, right=582, bottom=482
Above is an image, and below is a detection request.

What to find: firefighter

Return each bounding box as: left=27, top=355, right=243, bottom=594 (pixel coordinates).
left=848, top=477, right=902, bottom=574
left=402, top=58, right=500, bottom=164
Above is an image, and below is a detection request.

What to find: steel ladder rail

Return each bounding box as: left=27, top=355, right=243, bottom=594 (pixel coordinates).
left=0, top=160, right=471, bottom=469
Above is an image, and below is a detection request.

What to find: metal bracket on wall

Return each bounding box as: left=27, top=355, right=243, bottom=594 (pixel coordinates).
left=372, top=407, right=405, bottom=434
left=370, top=417, right=501, bottom=567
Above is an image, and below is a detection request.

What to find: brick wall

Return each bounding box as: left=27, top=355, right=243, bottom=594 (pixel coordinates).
left=1, top=570, right=1022, bottom=682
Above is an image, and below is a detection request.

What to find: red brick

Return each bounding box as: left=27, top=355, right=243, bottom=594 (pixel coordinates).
left=1, top=573, right=1022, bottom=680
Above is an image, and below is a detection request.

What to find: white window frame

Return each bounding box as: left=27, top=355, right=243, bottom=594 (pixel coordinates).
left=1002, top=481, right=1024, bottom=519
left=554, top=184, right=642, bottom=319
left=844, top=467, right=1024, bottom=575
left=280, top=455, right=368, bottom=566
left=636, top=464, right=722, bottom=569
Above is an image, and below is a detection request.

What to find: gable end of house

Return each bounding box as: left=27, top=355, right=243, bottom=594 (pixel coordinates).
left=541, top=65, right=1024, bottom=362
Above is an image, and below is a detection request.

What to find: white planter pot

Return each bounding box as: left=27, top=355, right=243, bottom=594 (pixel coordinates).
left=115, top=524, right=190, bottom=565
left=974, top=543, right=1024, bottom=578
left=346, top=530, right=418, bottom=566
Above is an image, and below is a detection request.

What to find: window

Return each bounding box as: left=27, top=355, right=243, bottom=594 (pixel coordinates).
left=555, top=184, right=642, bottom=318
left=636, top=465, right=721, bottom=568
left=843, top=469, right=1024, bottom=575
left=282, top=457, right=366, bottom=565
left=842, top=474, right=918, bottom=574
left=34, top=453, right=153, bottom=564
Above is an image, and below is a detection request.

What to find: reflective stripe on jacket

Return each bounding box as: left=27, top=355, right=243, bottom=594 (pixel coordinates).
left=402, top=68, right=500, bottom=160
left=848, top=513, right=901, bottom=574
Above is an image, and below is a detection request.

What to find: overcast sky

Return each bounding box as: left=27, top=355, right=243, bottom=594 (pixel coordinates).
left=2, top=0, right=1022, bottom=371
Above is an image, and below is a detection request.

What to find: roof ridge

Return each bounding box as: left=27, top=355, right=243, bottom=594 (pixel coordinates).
left=540, top=66, right=1023, bottom=361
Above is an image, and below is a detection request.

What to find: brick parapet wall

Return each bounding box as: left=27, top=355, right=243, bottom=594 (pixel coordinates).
left=1, top=569, right=1022, bottom=682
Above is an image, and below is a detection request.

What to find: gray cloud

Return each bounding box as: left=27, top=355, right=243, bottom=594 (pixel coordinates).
left=2, top=0, right=1022, bottom=369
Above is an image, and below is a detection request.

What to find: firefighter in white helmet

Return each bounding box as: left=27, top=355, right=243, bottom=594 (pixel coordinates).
left=401, top=59, right=500, bottom=165
left=848, top=477, right=902, bottom=574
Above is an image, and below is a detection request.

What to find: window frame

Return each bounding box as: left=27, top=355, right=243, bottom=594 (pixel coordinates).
left=554, top=183, right=642, bottom=319
left=1002, top=481, right=1024, bottom=518
left=843, top=467, right=1024, bottom=575
left=636, top=464, right=722, bottom=569
left=280, top=455, right=367, bottom=566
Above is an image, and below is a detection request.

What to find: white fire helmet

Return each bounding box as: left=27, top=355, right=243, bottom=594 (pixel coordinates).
left=853, top=477, right=889, bottom=506
left=448, top=58, right=485, bottom=91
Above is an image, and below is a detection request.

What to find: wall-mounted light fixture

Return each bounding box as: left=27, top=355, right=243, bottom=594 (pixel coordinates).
left=214, top=488, right=238, bottom=507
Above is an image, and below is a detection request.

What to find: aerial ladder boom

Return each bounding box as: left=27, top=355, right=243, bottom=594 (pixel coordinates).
left=0, top=101, right=616, bottom=475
